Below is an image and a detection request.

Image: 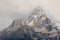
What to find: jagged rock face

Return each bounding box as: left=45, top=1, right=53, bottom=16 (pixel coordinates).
left=26, top=7, right=45, bottom=27
left=0, top=7, right=58, bottom=40
left=0, top=25, right=35, bottom=40
left=2, top=19, right=22, bottom=32
left=25, top=7, right=53, bottom=32
left=26, top=7, right=50, bottom=27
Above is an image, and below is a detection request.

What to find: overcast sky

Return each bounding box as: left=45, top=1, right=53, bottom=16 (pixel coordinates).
left=0, top=0, right=60, bottom=30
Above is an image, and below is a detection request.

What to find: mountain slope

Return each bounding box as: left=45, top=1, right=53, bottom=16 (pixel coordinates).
left=0, top=7, right=58, bottom=40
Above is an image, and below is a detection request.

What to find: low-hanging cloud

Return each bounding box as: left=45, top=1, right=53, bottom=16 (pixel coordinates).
left=0, top=0, right=60, bottom=30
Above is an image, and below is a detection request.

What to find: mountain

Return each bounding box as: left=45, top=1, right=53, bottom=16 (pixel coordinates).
left=0, top=7, right=58, bottom=40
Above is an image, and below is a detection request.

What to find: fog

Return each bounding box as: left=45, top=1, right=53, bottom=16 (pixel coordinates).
left=0, top=0, right=60, bottom=30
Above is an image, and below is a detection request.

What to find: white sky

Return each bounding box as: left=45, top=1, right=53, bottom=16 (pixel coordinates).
left=0, top=0, right=60, bottom=30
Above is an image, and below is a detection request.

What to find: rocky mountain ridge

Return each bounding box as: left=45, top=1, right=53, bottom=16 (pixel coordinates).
left=0, top=7, right=58, bottom=40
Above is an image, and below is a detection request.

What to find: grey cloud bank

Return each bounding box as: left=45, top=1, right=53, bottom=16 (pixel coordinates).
left=0, top=0, right=60, bottom=30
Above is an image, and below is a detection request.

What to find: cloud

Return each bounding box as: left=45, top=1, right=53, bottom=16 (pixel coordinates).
left=0, top=0, right=60, bottom=30
left=0, top=17, right=13, bottom=30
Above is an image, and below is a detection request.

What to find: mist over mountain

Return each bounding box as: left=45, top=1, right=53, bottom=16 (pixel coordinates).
left=0, top=7, right=58, bottom=40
